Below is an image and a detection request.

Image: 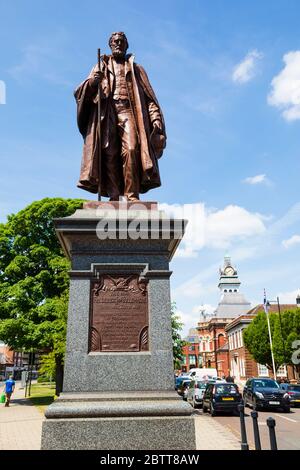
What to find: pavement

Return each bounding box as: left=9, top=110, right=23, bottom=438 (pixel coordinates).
left=0, top=381, right=241, bottom=450
left=0, top=381, right=44, bottom=450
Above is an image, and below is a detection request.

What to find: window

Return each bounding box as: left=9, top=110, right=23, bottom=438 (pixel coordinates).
left=253, top=379, right=279, bottom=389
left=239, top=358, right=245, bottom=376
left=237, top=330, right=241, bottom=348
left=215, top=384, right=238, bottom=394
left=189, top=355, right=197, bottom=367
left=189, top=345, right=195, bottom=352
left=240, top=329, right=244, bottom=347
left=277, top=365, right=287, bottom=377
left=218, top=334, right=225, bottom=348
left=257, top=364, right=269, bottom=377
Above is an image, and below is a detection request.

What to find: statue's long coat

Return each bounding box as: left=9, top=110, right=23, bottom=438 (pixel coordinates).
left=74, top=54, right=166, bottom=196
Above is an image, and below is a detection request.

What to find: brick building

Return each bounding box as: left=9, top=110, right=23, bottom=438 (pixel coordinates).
left=0, top=342, right=14, bottom=378
left=180, top=256, right=300, bottom=383
left=181, top=256, right=250, bottom=377
left=181, top=328, right=200, bottom=372
left=226, top=303, right=300, bottom=384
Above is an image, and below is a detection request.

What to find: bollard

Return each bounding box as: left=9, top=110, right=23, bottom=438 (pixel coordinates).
left=238, top=403, right=249, bottom=450
left=267, top=417, right=277, bottom=450
left=251, top=410, right=262, bottom=450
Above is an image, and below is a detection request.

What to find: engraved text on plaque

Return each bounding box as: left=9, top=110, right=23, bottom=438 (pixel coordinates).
left=90, top=274, right=149, bottom=352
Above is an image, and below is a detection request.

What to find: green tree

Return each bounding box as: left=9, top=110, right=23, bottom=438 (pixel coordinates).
left=171, top=303, right=188, bottom=370
left=0, top=198, right=83, bottom=394
left=243, top=309, right=300, bottom=372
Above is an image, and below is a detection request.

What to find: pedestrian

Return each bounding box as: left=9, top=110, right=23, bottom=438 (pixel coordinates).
left=3, top=375, right=15, bottom=407
left=225, top=370, right=235, bottom=383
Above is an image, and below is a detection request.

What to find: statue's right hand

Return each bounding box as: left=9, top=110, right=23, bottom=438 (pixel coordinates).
left=89, top=70, right=103, bottom=88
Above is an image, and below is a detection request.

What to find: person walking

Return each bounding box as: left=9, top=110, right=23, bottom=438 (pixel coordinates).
left=3, top=375, right=15, bottom=407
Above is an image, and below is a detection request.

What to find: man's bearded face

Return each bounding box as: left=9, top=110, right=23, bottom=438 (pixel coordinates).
left=110, top=35, right=127, bottom=58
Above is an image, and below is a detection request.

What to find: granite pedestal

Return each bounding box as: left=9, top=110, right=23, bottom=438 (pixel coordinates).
left=41, top=202, right=196, bottom=450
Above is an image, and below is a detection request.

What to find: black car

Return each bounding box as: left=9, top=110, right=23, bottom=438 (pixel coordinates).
left=202, top=382, right=242, bottom=416
left=279, top=383, right=300, bottom=407
left=243, top=378, right=290, bottom=412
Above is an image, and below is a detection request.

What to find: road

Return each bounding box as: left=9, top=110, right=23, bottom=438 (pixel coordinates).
left=192, top=406, right=300, bottom=450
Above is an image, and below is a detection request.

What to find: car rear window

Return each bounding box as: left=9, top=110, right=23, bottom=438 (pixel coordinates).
left=215, top=384, right=238, bottom=394
left=197, top=382, right=207, bottom=389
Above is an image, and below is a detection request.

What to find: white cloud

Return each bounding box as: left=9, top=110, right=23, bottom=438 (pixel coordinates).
left=176, top=309, right=197, bottom=334
left=268, top=51, right=300, bottom=121
left=232, top=50, right=263, bottom=84
left=276, top=289, right=300, bottom=304
left=159, top=202, right=266, bottom=258
left=243, top=174, right=268, bottom=185
left=282, top=234, right=300, bottom=249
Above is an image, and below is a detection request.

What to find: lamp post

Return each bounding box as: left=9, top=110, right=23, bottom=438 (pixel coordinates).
left=265, top=296, right=287, bottom=377
left=264, top=291, right=277, bottom=381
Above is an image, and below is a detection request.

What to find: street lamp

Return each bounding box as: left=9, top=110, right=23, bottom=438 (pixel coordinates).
left=263, top=291, right=277, bottom=381
left=266, top=296, right=287, bottom=376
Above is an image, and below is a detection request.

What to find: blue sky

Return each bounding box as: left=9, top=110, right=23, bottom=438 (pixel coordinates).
left=1, top=0, right=300, bottom=335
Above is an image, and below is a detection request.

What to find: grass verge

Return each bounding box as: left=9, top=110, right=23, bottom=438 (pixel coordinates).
left=28, top=382, right=56, bottom=414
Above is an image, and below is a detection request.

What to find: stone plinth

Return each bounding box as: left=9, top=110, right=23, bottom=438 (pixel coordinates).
left=41, top=202, right=195, bottom=450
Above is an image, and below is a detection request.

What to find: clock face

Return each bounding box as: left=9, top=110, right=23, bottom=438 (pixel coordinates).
left=224, top=266, right=235, bottom=276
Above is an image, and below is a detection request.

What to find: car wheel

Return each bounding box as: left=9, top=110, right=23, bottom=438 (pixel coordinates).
left=193, top=399, right=198, bottom=409
left=210, top=402, right=216, bottom=417
left=283, top=406, right=290, bottom=413
left=243, top=396, right=248, bottom=407
left=202, top=404, right=208, bottom=413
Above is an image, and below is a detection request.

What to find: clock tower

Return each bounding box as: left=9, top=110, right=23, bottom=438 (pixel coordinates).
left=215, top=256, right=251, bottom=318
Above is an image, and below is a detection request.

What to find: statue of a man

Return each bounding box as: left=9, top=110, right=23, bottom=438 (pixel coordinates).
left=74, top=32, right=167, bottom=201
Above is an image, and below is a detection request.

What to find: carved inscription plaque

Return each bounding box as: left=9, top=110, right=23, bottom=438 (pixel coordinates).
left=90, top=275, right=149, bottom=352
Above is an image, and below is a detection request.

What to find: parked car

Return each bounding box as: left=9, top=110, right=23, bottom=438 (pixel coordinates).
left=279, top=383, right=300, bottom=407
left=177, top=379, right=191, bottom=400
left=186, top=379, right=208, bottom=408
left=175, top=373, right=190, bottom=390
left=202, top=382, right=242, bottom=416
left=243, top=378, right=290, bottom=412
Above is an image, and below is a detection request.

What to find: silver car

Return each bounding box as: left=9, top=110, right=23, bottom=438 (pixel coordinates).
left=186, top=380, right=208, bottom=408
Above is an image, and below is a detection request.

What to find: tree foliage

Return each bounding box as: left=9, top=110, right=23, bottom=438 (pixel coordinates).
left=0, top=198, right=84, bottom=389
left=171, top=303, right=188, bottom=369
left=243, top=309, right=300, bottom=370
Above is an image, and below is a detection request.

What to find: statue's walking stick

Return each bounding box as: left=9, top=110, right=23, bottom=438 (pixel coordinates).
left=97, top=48, right=102, bottom=201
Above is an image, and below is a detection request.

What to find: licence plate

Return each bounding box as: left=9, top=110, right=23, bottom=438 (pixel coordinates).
left=269, top=401, right=280, bottom=405
left=222, top=397, right=234, bottom=401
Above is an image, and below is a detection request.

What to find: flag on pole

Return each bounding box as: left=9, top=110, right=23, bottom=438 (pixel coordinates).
left=263, top=289, right=270, bottom=314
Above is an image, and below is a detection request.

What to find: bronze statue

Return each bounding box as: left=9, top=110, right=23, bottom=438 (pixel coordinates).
left=74, top=32, right=167, bottom=201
